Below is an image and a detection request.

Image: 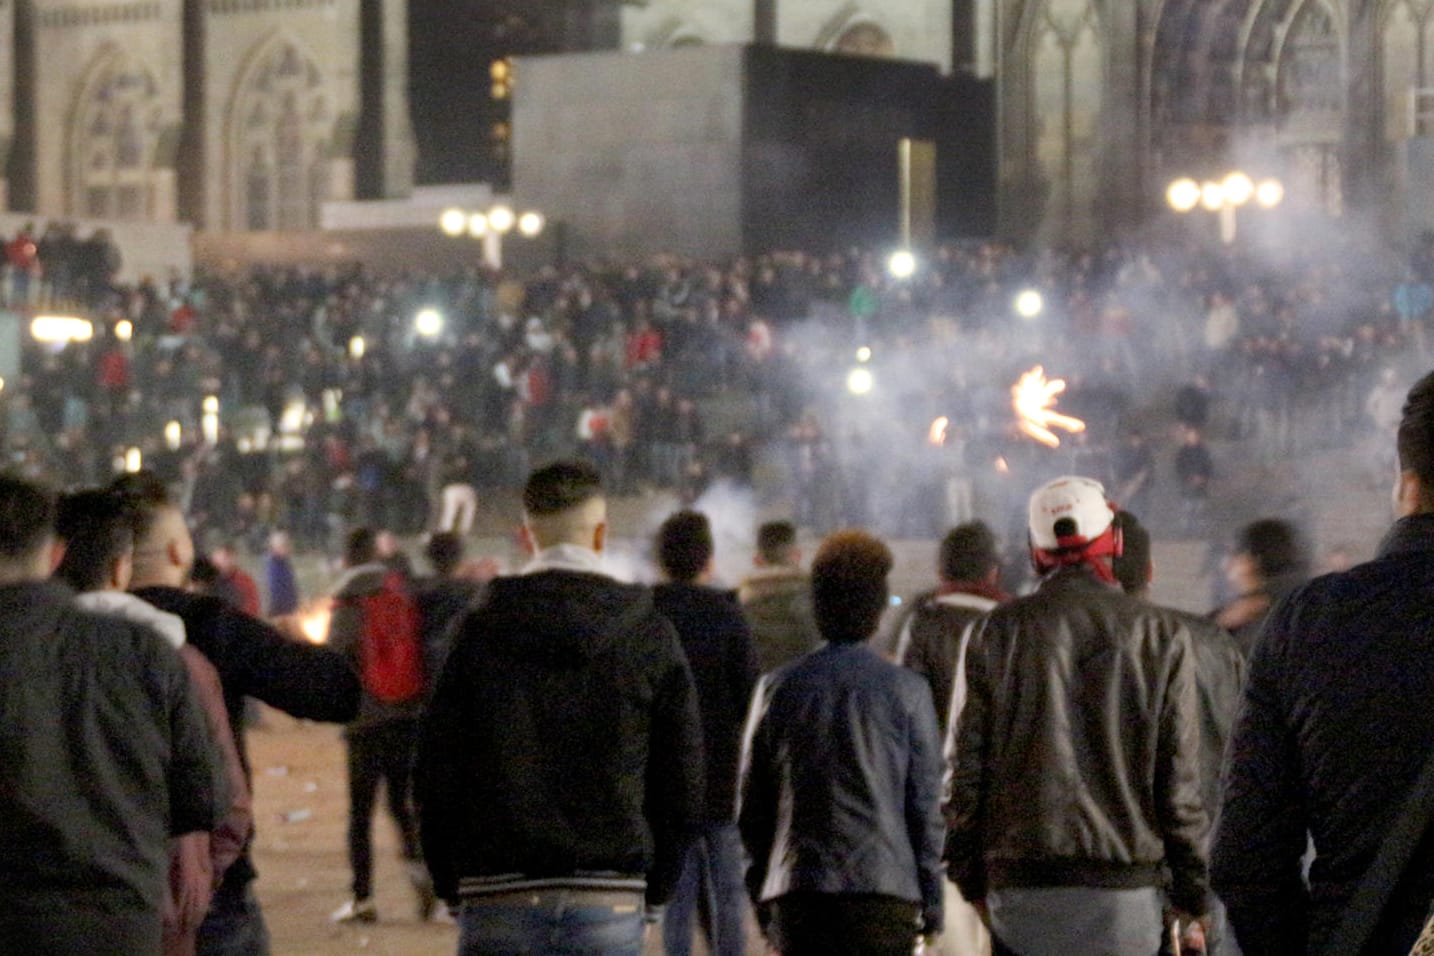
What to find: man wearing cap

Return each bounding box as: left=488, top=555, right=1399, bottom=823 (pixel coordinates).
left=944, top=476, right=1209, bottom=956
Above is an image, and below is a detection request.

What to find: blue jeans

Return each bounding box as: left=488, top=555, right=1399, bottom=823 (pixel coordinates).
left=662, top=823, right=748, bottom=956
left=196, top=883, right=271, bottom=956
left=458, top=888, right=645, bottom=956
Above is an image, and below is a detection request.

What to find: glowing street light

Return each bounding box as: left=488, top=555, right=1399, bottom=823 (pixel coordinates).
left=349, top=335, right=366, bottom=360
left=31, top=315, right=94, bottom=344
left=846, top=367, right=875, bottom=396
left=114, top=319, right=134, bottom=342
left=518, top=212, right=545, bottom=238
left=164, top=421, right=182, bottom=451
left=887, top=249, right=917, bottom=280
left=124, top=447, right=142, bottom=473
left=1015, top=290, right=1045, bottom=319
left=202, top=395, right=220, bottom=445
left=1200, top=181, right=1225, bottom=212
left=1256, top=179, right=1285, bottom=208
left=1166, top=178, right=1201, bottom=213
left=855, top=346, right=872, bottom=363
left=488, top=205, right=516, bottom=234
left=1222, top=171, right=1255, bottom=206
left=414, top=308, right=444, bottom=338
left=467, top=212, right=489, bottom=237
left=439, top=208, right=468, bottom=237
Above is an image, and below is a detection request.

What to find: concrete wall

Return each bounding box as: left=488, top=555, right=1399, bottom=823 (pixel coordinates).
left=513, top=46, right=746, bottom=261
left=0, top=211, right=191, bottom=282
left=621, top=0, right=951, bottom=72
left=29, top=0, right=184, bottom=220
left=194, top=0, right=361, bottom=230
left=0, top=0, right=12, bottom=210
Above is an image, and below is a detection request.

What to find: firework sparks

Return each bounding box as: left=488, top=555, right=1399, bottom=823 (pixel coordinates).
left=929, top=416, right=950, bottom=447
left=1012, top=366, right=1086, bottom=448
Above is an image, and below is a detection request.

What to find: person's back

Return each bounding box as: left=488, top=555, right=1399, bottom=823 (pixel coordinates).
left=0, top=475, right=219, bottom=955
left=946, top=477, right=1208, bottom=956
left=739, top=520, right=821, bottom=673
left=1215, top=375, right=1434, bottom=956
left=417, top=461, right=704, bottom=956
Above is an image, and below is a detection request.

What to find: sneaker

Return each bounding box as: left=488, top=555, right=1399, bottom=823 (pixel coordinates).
left=330, top=897, right=377, bottom=924
left=406, top=861, right=438, bottom=921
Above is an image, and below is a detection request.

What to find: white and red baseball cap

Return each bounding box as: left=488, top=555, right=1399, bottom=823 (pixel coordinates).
left=1028, top=476, right=1116, bottom=552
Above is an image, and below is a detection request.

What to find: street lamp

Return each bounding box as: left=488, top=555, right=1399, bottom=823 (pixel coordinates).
left=438, top=202, right=544, bottom=270
left=887, top=249, right=917, bottom=280
left=1167, top=171, right=1283, bottom=244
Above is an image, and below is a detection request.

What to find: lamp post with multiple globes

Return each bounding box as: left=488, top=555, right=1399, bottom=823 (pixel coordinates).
left=1166, top=172, right=1284, bottom=244
left=439, top=204, right=545, bottom=270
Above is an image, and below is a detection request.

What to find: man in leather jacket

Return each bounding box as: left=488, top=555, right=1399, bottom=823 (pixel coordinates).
left=739, top=530, right=945, bottom=956
left=945, top=476, right=1209, bottom=956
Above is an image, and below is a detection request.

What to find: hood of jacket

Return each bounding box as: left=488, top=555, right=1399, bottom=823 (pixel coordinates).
left=75, top=590, right=187, bottom=649
left=478, top=570, right=659, bottom=667
left=332, top=563, right=391, bottom=600
left=738, top=566, right=808, bottom=605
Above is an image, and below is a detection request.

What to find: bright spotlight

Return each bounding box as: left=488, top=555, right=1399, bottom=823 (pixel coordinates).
left=31, top=315, right=94, bottom=344
left=349, top=335, right=366, bottom=360
left=1015, top=290, right=1044, bottom=319
left=467, top=212, right=489, bottom=237
left=1256, top=179, right=1285, bottom=208
left=439, top=208, right=467, bottom=237
left=1166, top=178, right=1201, bottom=213
left=124, top=447, right=142, bottom=473
left=887, top=250, right=917, bottom=280
left=488, top=206, right=516, bottom=234
left=164, top=421, right=182, bottom=451
left=1200, top=181, right=1226, bottom=211
left=415, top=308, right=444, bottom=338
left=517, top=212, right=545, bottom=238
left=855, top=346, right=872, bottom=363
left=1222, top=172, right=1254, bottom=206
left=202, top=395, right=220, bottom=415
left=846, top=367, right=875, bottom=396
left=114, top=319, right=134, bottom=342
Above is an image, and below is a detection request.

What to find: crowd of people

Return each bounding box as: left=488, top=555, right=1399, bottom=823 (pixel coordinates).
left=8, top=367, right=1434, bottom=956
left=2, top=226, right=1430, bottom=555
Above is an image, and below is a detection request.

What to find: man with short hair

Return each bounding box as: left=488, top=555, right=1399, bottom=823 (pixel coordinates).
left=738, top=519, right=821, bottom=673
left=896, top=520, right=1008, bottom=732
left=1213, top=370, right=1434, bottom=953
left=0, top=474, right=220, bottom=954
left=740, top=530, right=945, bottom=956
left=945, top=476, right=1209, bottom=956
left=119, top=473, right=361, bottom=956
left=417, top=460, right=704, bottom=956
left=652, top=510, right=758, bottom=956
left=1112, top=510, right=1245, bottom=955
left=328, top=527, right=430, bottom=924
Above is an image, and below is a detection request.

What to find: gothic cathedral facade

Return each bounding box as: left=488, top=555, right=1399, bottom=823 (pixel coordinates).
left=0, top=0, right=413, bottom=231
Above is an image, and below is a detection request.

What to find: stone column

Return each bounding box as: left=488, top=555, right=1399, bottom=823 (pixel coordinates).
left=357, top=0, right=415, bottom=199
left=1099, top=0, right=1142, bottom=237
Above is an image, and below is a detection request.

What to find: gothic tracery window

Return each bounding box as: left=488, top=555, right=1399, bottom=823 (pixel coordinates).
left=1032, top=0, right=1102, bottom=243
left=72, top=55, right=161, bottom=219
left=232, top=39, right=330, bottom=231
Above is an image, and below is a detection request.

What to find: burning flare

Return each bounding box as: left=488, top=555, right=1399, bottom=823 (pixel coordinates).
left=929, top=417, right=950, bottom=447
left=297, top=602, right=332, bottom=645
left=1012, top=366, right=1086, bottom=448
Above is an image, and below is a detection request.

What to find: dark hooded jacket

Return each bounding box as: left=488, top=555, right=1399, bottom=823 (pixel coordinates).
left=416, top=569, right=705, bottom=907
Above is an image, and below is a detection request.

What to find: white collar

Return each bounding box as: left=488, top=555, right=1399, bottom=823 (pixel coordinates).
left=76, top=591, right=188, bottom=649
left=933, top=592, right=998, bottom=612
left=522, top=543, right=607, bottom=577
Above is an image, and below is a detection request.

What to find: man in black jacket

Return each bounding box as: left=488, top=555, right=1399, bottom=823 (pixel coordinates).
left=1213, top=370, right=1434, bottom=954
left=0, top=474, right=220, bottom=955
left=740, top=530, right=945, bottom=956
left=416, top=460, right=704, bottom=956
left=945, top=476, right=1208, bottom=956
left=115, top=474, right=362, bottom=956
left=652, top=510, right=758, bottom=956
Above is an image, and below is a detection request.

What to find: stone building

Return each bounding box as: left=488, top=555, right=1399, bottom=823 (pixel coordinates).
left=2, top=0, right=413, bottom=230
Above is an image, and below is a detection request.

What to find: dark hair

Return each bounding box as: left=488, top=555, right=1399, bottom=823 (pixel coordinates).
left=939, top=521, right=999, bottom=582
left=810, top=530, right=893, bottom=643
left=756, top=520, right=798, bottom=565
left=0, top=473, right=57, bottom=561
left=345, top=527, right=378, bottom=567
left=1111, top=511, right=1151, bottom=596
left=1236, top=518, right=1310, bottom=581
left=656, top=511, right=713, bottom=583
left=54, top=490, right=134, bottom=592
left=190, top=553, right=220, bottom=589
left=523, top=460, right=603, bottom=516
left=107, top=470, right=173, bottom=544
left=425, top=532, right=464, bottom=576
left=1399, top=371, right=1434, bottom=485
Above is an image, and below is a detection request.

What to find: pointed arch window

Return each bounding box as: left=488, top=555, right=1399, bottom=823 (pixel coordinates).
left=72, top=55, right=160, bottom=219
left=232, top=40, right=329, bottom=230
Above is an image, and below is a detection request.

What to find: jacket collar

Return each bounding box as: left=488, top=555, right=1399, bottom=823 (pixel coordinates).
left=1377, top=513, right=1434, bottom=558
left=522, top=543, right=607, bottom=577
left=1035, top=563, right=1121, bottom=595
